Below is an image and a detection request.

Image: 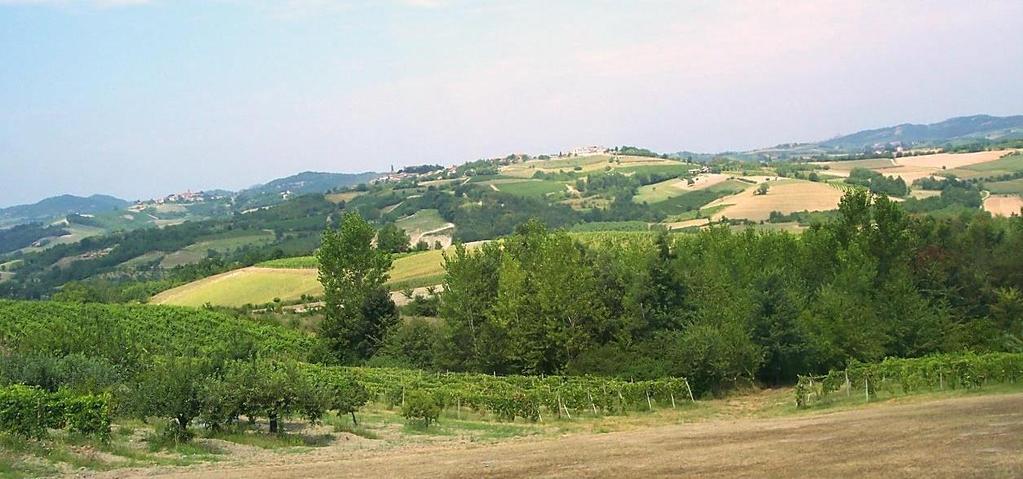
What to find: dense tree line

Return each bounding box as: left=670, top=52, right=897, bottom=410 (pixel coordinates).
left=369, top=191, right=1023, bottom=393
left=846, top=168, right=909, bottom=197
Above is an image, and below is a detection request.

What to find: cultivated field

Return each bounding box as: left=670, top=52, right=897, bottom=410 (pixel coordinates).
left=947, top=151, right=1023, bottom=179
left=821, top=150, right=1015, bottom=183
left=486, top=179, right=569, bottom=198
left=634, top=173, right=730, bottom=204
left=150, top=267, right=321, bottom=307
left=152, top=249, right=448, bottom=307
left=705, top=179, right=845, bottom=221
left=395, top=209, right=454, bottom=245
left=96, top=391, right=1023, bottom=479
left=986, top=178, right=1023, bottom=195
left=501, top=155, right=691, bottom=178
left=984, top=195, right=1023, bottom=217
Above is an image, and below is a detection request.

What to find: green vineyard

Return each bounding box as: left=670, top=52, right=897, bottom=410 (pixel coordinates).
left=342, top=367, right=694, bottom=421
left=0, top=300, right=319, bottom=361
left=795, top=352, right=1023, bottom=407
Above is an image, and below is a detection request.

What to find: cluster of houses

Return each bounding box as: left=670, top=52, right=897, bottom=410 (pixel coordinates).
left=130, top=190, right=223, bottom=210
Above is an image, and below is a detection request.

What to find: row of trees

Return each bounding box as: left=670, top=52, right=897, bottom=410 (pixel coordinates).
left=318, top=190, right=1023, bottom=394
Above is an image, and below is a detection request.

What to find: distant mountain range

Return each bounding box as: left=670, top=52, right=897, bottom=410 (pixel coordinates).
left=820, top=115, right=1023, bottom=150
left=5, top=114, right=1022, bottom=227
left=0, top=194, right=130, bottom=227
left=0, top=172, right=383, bottom=229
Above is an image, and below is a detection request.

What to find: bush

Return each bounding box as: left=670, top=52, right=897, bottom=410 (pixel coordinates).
left=58, top=391, right=112, bottom=438
left=0, top=385, right=50, bottom=438
left=401, top=390, right=440, bottom=427
left=0, top=385, right=111, bottom=439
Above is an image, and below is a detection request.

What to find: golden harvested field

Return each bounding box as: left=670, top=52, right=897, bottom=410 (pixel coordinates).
left=821, top=150, right=1015, bottom=183
left=705, top=179, right=844, bottom=221
left=983, top=195, right=1023, bottom=217
left=151, top=267, right=320, bottom=307
left=151, top=249, right=449, bottom=307
left=896, top=150, right=1012, bottom=169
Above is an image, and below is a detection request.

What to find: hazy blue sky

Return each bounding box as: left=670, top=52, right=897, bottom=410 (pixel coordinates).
left=2, top=0, right=1022, bottom=206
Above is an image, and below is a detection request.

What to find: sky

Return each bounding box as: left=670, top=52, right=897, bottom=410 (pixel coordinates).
left=2, top=0, right=1023, bottom=207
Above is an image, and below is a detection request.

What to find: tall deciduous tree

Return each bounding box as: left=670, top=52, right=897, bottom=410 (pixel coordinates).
left=317, top=213, right=393, bottom=363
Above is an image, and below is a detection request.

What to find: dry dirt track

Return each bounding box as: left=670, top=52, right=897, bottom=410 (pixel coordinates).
left=104, top=393, right=1023, bottom=479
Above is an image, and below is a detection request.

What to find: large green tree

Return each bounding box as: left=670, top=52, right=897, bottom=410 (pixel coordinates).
left=317, top=212, right=393, bottom=363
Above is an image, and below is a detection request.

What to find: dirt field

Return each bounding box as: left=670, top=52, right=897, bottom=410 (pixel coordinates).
left=705, top=180, right=844, bottom=221
left=97, top=392, right=1023, bottom=479
left=984, top=194, right=1023, bottom=217
left=822, top=150, right=1014, bottom=184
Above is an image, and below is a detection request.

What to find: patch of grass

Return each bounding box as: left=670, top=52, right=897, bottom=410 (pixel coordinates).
left=323, top=414, right=382, bottom=440
left=494, top=180, right=568, bottom=198
left=948, top=152, right=1023, bottom=178
left=0, top=455, right=57, bottom=479
left=257, top=256, right=319, bottom=268
left=208, top=427, right=334, bottom=449
left=395, top=209, right=449, bottom=235
left=986, top=177, right=1023, bottom=195
left=786, top=381, right=1023, bottom=417
left=615, top=163, right=693, bottom=177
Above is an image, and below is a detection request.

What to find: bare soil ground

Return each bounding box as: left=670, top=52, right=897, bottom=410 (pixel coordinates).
left=96, top=392, right=1023, bottom=479
left=984, top=194, right=1023, bottom=217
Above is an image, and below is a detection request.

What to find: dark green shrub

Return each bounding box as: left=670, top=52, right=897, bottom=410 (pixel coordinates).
left=401, top=390, right=440, bottom=427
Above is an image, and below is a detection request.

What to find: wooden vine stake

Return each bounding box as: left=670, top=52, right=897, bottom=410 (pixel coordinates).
left=845, top=370, right=851, bottom=398
left=588, top=392, right=598, bottom=415
left=457, top=397, right=461, bottom=420
left=684, top=379, right=695, bottom=402
left=670, top=392, right=676, bottom=409
left=646, top=390, right=653, bottom=411
left=864, top=378, right=869, bottom=402
left=558, top=395, right=572, bottom=419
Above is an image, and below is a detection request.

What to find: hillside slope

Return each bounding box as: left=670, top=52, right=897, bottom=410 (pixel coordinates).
left=0, top=194, right=130, bottom=226
left=821, top=114, right=1023, bottom=149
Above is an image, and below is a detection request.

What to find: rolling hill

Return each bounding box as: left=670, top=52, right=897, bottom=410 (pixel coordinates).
left=0, top=194, right=130, bottom=227
left=235, top=171, right=381, bottom=208
left=820, top=115, right=1023, bottom=150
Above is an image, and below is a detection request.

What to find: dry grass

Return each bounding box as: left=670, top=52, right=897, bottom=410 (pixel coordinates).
left=99, top=392, right=1023, bottom=479
left=151, top=250, right=449, bottom=307
left=896, top=150, right=1011, bottom=169
left=705, top=179, right=844, bottom=221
